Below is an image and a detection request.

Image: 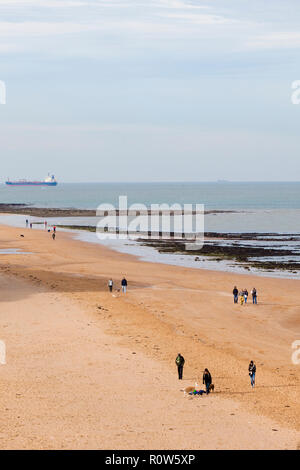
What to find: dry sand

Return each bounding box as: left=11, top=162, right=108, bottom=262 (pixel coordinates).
left=0, top=224, right=299, bottom=449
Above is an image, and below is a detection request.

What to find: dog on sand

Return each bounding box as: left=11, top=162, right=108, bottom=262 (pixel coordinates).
left=182, top=383, right=215, bottom=395
left=182, top=383, right=198, bottom=395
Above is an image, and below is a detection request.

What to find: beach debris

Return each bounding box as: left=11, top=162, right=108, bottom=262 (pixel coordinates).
left=97, top=305, right=108, bottom=311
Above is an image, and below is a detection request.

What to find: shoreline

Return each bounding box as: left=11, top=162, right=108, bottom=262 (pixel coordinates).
left=0, top=203, right=240, bottom=218
left=1, top=212, right=300, bottom=280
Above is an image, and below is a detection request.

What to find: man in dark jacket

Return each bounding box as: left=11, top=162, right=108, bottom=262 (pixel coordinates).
left=121, top=277, right=127, bottom=294
left=248, top=360, right=256, bottom=387
left=175, top=353, right=185, bottom=380
left=233, top=286, right=238, bottom=303
left=251, top=288, right=257, bottom=304
left=203, top=368, right=212, bottom=394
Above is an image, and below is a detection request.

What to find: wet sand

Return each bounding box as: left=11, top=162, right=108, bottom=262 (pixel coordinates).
left=0, top=224, right=299, bottom=449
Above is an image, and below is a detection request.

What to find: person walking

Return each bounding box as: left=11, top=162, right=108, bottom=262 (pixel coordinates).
left=243, top=288, right=248, bottom=304
left=251, top=287, right=257, bottom=304
left=203, top=368, right=212, bottom=394
left=108, top=278, right=113, bottom=292
left=175, top=353, right=185, bottom=380
left=52, top=232, right=56, bottom=240
left=26, top=219, right=29, bottom=228
left=233, top=286, right=238, bottom=304
left=248, top=360, right=256, bottom=388
left=121, top=277, right=127, bottom=294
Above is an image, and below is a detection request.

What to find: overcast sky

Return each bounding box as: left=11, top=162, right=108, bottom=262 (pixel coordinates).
left=0, top=0, right=299, bottom=182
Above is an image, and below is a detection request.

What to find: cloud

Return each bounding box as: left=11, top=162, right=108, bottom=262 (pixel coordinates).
left=0, top=22, right=99, bottom=37
left=163, top=12, right=233, bottom=25
left=247, top=31, right=300, bottom=49
left=0, top=0, right=298, bottom=58
left=0, top=0, right=86, bottom=5
left=0, top=0, right=137, bottom=7
left=156, top=0, right=208, bottom=9
left=0, top=43, right=23, bottom=52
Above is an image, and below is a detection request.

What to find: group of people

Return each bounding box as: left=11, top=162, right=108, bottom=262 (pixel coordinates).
left=25, top=219, right=56, bottom=239
left=176, top=354, right=213, bottom=394
left=233, top=286, right=257, bottom=305
left=108, top=277, right=128, bottom=294
left=176, top=353, right=257, bottom=391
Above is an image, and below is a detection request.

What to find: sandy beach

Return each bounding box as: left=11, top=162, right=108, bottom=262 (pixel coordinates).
left=0, top=223, right=299, bottom=449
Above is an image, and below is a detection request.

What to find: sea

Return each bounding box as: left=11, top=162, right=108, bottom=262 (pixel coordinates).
left=1, top=181, right=300, bottom=279
left=1, top=181, right=300, bottom=212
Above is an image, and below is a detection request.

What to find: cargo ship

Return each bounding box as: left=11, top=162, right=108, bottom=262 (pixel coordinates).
left=5, top=174, right=58, bottom=186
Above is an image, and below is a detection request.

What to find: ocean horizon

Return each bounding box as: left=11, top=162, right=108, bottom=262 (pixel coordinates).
left=1, top=181, right=300, bottom=211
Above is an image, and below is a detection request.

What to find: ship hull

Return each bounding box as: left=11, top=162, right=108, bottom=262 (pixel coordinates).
left=5, top=181, right=58, bottom=186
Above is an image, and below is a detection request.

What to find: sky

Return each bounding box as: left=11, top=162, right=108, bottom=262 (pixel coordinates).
left=0, top=0, right=299, bottom=182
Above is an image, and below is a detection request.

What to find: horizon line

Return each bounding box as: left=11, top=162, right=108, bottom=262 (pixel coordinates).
left=2, top=180, right=300, bottom=185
